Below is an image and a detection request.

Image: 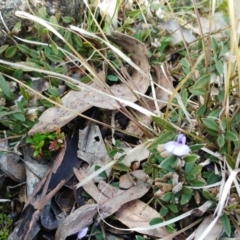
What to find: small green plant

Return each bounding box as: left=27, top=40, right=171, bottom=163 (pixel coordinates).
left=26, top=129, right=64, bottom=158
left=0, top=213, right=12, bottom=240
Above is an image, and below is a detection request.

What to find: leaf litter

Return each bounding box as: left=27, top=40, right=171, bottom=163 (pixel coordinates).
left=1, top=1, right=238, bottom=239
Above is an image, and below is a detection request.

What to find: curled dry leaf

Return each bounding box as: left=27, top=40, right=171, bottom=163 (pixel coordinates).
left=29, top=32, right=150, bottom=135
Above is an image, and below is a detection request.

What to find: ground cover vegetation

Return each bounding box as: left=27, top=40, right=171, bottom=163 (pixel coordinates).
left=0, top=0, right=239, bottom=239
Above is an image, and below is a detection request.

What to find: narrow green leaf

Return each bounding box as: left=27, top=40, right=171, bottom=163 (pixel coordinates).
left=225, top=153, right=235, bottom=169
left=208, top=108, right=221, bottom=118
left=38, top=7, right=47, bottom=18
left=185, top=173, right=195, bottom=181
left=11, top=22, right=22, bottom=34
left=5, top=46, right=17, bottom=58
left=152, top=116, right=176, bottom=131
left=136, top=236, right=145, bottom=240
left=168, top=204, right=178, bottom=213
left=73, top=34, right=83, bottom=49
left=0, top=74, right=10, bottom=97
left=189, top=87, right=206, bottom=96
left=190, top=166, right=202, bottom=176
left=147, top=131, right=176, bottom=151
left=161, top=192, right=172, bottom=202
left=202, top=118, right=219, bottom=131
left=149, top=217, right=163, bottom=225
left=0, top=44, right=9, bottom=55
left=193, top=74, right=210, bottom=89
left=159, top=155, right=177, bottom=169
left=107, top=75, right=118, bottom=82
left=217, top=134, right=225, bottom=148
left=189, top=144, right=205, bottom=151
left=160, top=206, right=168, bottom=217
left=224, top=131, right=238, bottom=141
left=207, top=172, right=219, bottom=184
left=181, top=193, right=192, bottom=205
left=49, top=16, right=59, bottom=28
left=112, top=162, right=130, bottom=172
left=0, top=110, right=22, bottom=118
left=202, top=190, right=214, bottom=200
left=188, top=179, right=206, bottom=187
left=183, top=154, right=199, bottom=163
left=196, top=105, right=206, bottom=116
left=220, top=213, right=231, bottom=237
left=216, top=60, right=223, bottom=75
left=20, top=86, right=30, bottom=100
left=12, top=112, right=25, bottom=122
left=165, top=224, right=175, bottom=233
left=185, top=161, right=195, bottom=173
left=181, top=186, right=192, bottom=195
left=211, top=37, right=218, bottom=53
left=46, top=55, right=62, bottom=63
left=181, top=89, right=188, bottom=106
left=62, top=16, right=74, bottom=23
left=180, top=58, right=190, bottom=69
left=50, top=42, right=58, bottom=55
left=65, top=82, right=81, bottom=91
left=95, top=165, right=107, bottom=178
left=18, top=44, right=31, bottom=54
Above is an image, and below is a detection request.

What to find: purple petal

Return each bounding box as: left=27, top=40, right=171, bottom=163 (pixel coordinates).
left=172, top=144, right=190, bottom=156
left=77, top=227, right=88, bottom=239
left=176, top=134, right=186, bottom=145
left=164, top=141, right=177, bottom=152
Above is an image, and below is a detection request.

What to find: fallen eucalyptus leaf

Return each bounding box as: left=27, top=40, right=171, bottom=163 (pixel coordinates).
left=55, top=204, right=98, bottom=240
left=77, top=125, right=111, bottom=182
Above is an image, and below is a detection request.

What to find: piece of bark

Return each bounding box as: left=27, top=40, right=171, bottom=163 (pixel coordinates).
left=15, top=123, right=82, bottom=240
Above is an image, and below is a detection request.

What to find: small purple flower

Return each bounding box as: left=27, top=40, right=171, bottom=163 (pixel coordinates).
left=164, top=134, right=190, bottom=157
left=77, top=227, right=88, bottom=239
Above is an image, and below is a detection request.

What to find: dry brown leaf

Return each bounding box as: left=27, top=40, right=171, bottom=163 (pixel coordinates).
left=99, top=179, right=151, bottom=219
left=77, top=125, right=112, bottom=182
left=29, top=32, right=150, bottom=134
left=98, top=182, right=170, bottom=238
left=119, top=170, right=152, bottom=189
left=122, top=143, right=150, bottom=167
left=22, top=147, right=48, bottom=196
left=73, top=168, right=109, bottom=204
left=74, top=169, right=151, bottom=218
left=0, top=152, right=25, bottom=182
left=74, top=169, right=169, bottom=238
left=55, top=204, right=98, bottom=240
